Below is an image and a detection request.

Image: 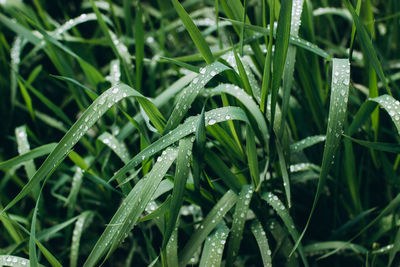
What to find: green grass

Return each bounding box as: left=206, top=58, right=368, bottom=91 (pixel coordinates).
left=1, top=0, right=400, bottom=266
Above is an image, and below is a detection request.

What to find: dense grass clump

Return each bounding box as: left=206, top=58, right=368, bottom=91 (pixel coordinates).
left=1, top=0, right=400, bottom=266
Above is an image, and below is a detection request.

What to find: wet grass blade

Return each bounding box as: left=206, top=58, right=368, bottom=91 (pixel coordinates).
left=280, top=0, right=304, bottom=136
left=250, top=220, right=272, bottom=267
left=291, top=58, right=350, bottom=257
left=170, top=0, right=214, bottom=64
left=135, top=4, right=144, bottom=92
left=199, top=223, right=229, bottom=267
left=70, top=212, right=92, bottom=267
left=276, top=139, right=291, bottom=207
left=226, top=185, right=253, bottom=265
left=2, top=84, right=161, bottom=213
left=224, top=18, right=330, bottom=59
left=163, top=138, right=192, bottom=248
left=262, top=192, right=308, bottom=266
left=348, top=95, right=400, bottom=136
left=290, top=135, right=326, bottom=153
left=166, top=227, right=178, bottom=267
left=29, top=193, right=40, bottom=267
left=163, top=62, right=231, bottom=133
left=111, top=106, right=249, bottom=185
left=98, top=132, right=130, bottom=164
left=206, top=84, right=269, bottom=143
left=246, top=126, right=260, bottom=187
left=15, top=126, right=36, bottom=177
left=0, top=143, right=56, bottom=170
left=84, top=147, right=178, bottom=267
left=192, top=106, right=206, bottom=191
left=0, top=255, right=32, bottom=266
left=270, top=0, right=293, bottom=128
left=179, top=190, right=238, bottom=266
left=344, top=0, right=391, bottom=95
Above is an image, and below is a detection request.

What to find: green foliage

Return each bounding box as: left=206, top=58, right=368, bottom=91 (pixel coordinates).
left=0, top=0, right=400, bottom=266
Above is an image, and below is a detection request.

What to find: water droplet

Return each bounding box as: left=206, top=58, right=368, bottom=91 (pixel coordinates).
left=208, top=119, right=216, bottom=125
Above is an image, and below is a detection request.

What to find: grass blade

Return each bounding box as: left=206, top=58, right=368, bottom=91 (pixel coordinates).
left=84, top=147, right=178, bottom=267
left=226, top=185, right=253, bottom=265
left=98, top=132, right=130, bottom=164
left=270, top=0, right=292, bottom=128
left=250, top=220, right=272, bottom=267
left=0, top=256, right=33, bottom=266
left=199, top=223, right=229, bottom=267
left=262, top=192, right=309, bottom=267
left=170, top=0, right=214, bottom=64
left=15, top=126, right=36, bottom=177
left=0, top=143, right=56, bottom=170
left=163, top=138, right=193, bottom=248
left=343, top=135, right=400, bottom=153
left=163, top=62, right=231, bottom=133
left=205, top=84, right=269, bottom=143
left=246, top=126, right=260, bottom=187
left=344, top=0, right=391, bottom=95
left=290, top=135, right=326, bottom=153
left=111, top=106, right=249, bottom=185
left=291, top=58, right=350, bottom=257
left=2, top=84, right=161, bottom=213
left=179, top=190, right=239, bottom=266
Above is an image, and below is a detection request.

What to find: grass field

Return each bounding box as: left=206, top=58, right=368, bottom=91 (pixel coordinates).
left=1, top=0, right=400, bottom=266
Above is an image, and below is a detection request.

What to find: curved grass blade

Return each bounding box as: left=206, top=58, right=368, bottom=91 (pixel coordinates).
left=261, top=192, right=309, bottom=267
left=226, top=185, right=253, bottom=266
left=179, top=190, right=239, bottom=266
left=84, top=148, right=178, bottom=267
left=163, top=62, right=231, bottom=133
left=250, top=220, right=272, bottom=267
left=98, top=132, right=130, bottom=164
left=2, top=84, right=161, bottom=213
left=199, top=223, right=229, bottom=267
left=205, top=84, right=269, bottom=143
left=290, top=135, right=326, bottom=153
left=70, top=212, right=92, bottom=267
left=163, top=138, right=193, bottom=248
left=170, top=0, right=214, bottom=64
left=292, top=58, right=350, bottom=255
left=111, top=107, right=249, bottom=185
left=348, top=95, right=400, bottom=136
